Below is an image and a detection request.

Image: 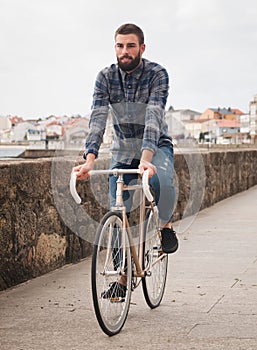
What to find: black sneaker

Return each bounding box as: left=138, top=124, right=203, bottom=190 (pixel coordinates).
left=161, top=228, right=179, bottom=254
left=101, top=282, right=127, bottom=299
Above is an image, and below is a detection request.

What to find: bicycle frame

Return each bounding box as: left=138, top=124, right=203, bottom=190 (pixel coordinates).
left=70, top=168, right=164, bottom=279
left=71, top=167, right=169, bottom=335
left=112, top=172, right=146, bottom=278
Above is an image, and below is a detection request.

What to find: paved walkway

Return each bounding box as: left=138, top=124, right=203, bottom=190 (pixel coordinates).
left=1, top=186, right=257, bottom=350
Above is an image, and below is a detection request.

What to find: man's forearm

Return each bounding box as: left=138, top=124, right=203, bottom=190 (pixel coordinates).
left=140, top=149, right=154, bottom=163
left=86, top=153, right=96, bottom=163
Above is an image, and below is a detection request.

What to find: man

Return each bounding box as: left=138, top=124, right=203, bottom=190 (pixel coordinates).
left=74, top=23, right=178, bottom=264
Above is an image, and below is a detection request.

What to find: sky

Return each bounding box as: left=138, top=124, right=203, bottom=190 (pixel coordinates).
left=1, top=0, right=257, bottom=119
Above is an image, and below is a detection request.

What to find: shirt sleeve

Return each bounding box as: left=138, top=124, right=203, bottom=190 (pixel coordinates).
left=141, top=67, right=169, bottom=154
left=84, top=70, right=109, bottom=158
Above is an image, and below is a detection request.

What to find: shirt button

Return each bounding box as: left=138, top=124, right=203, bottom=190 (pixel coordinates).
left=128, top=85, right=132, bottom=89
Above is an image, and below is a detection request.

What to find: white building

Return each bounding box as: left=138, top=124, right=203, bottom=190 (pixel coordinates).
left=12, top=122, right=34, bottom=141
left=63, top=118, right=89, bottom=146
left=26, top=128, right=46, bottom=141
left=188, top=118, right=217, bottom=141
left=249, top=94, right=257, bottom=143
left=0, top=116, right=12, bottom=130
left=165, top=108, right=201, bottom=138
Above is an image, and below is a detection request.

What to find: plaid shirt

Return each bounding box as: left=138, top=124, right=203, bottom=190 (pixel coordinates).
left=85, top=58, right=172, bottom=164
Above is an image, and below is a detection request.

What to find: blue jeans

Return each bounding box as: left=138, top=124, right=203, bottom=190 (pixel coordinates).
left=109, top=145, right=176, bottom=224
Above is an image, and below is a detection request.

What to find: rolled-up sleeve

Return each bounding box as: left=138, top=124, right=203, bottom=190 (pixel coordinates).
left=85, top=71, right=109, bottom=158
left=142, top=67, right=169, bottom=153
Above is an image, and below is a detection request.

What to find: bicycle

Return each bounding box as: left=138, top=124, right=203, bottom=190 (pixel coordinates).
left=70, top=168, right=168, bottom=336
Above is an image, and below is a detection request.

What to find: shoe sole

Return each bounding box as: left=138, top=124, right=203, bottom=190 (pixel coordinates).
left=162, top=242, right=179, bottom=254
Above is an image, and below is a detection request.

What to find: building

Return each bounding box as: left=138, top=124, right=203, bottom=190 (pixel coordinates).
left=165, top=108, right=201, bottom=139
left=199, top=107, right=244, bottom=121
left=12, top=121, right=36, bottom=141
left=195, top=107, right=245, bottom=144
left=186, top=118, right=216, bottom=143
left=215, top=119, right=240, bottom=144
left=249, top=94, right=257, bottom=143
left=0, top=116, right=12, bottom=130
left=63, top=117, right=89, bottom=147
left=240, top=114, right=251, bottom=143
left=0, top=116, right=12, bottom=142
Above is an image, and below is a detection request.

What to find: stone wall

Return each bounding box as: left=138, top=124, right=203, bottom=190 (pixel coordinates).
left=0, top=149, right=257, bottom=290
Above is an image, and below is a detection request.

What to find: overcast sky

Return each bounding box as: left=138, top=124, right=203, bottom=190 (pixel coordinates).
left=1, top=0, right=257, bottom=119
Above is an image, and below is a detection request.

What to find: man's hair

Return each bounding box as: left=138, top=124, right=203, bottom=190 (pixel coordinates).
left=115, top=23, right=144, bottom=45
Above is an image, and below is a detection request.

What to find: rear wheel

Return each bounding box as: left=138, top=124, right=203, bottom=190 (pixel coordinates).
left=91, top=212, right=132, bottom=336
left=142, top=210, right=168, bottom=308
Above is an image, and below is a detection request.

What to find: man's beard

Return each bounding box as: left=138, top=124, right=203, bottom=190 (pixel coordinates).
left=117, top=51, right=141, bottom=72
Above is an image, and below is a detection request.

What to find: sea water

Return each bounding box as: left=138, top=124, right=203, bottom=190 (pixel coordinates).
left=0, top=147, right=25, bottom=160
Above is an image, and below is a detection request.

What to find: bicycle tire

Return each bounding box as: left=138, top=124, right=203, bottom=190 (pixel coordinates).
left=91, top=211, right=132, bottom=336
left=142, top=210, right=168, bottom=308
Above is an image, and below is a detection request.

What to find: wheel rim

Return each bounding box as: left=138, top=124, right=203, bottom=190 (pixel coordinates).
left=142, top=211, right=168, bottom=307
left=92, top=213, right=132, bottom=335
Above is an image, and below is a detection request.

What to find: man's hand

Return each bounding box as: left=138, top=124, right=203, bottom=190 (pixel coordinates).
left=139, top=149, right=156, bottom=177
left=139, top=159, right=156, bottom=178
left=73, top=153, right=95, bottom=180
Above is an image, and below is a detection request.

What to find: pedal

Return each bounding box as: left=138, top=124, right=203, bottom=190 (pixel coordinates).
left=152, top=246, right=160, bottom=257
left=110, top=297, right=125, bottom=303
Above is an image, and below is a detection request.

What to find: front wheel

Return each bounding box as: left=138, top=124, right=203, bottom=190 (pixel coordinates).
left=142, top=210, right=168, bottom=308
left=91, top=212, right=132, bottom=336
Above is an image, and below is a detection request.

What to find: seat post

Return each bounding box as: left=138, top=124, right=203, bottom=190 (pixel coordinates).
left=115, top=174, right=124, bottom=207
